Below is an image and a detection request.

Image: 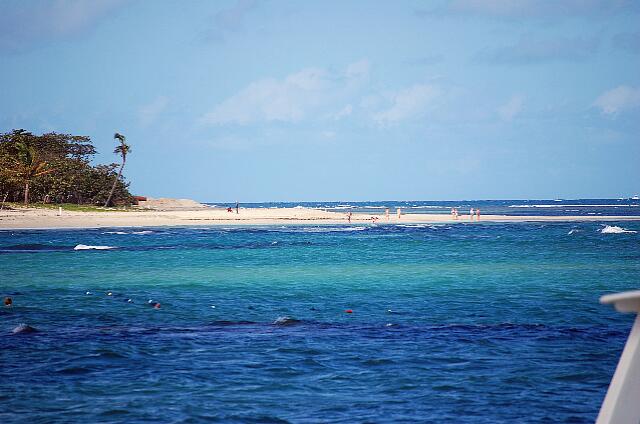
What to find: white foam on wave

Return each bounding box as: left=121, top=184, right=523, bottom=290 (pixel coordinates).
left=567, top=229, right=580, bottom=235
left=300, top=226, right=367, bottom=233
left=409, top=205, right=445, bottom=209
left=600, top=225, right=637, bottom=234
left=103, top=230, right=154, bottom=235
left=74, top=244, right=116, bottom=250
left=510, top=204, right=638, bottom=208
left=397, top=224, right=449, bottom=229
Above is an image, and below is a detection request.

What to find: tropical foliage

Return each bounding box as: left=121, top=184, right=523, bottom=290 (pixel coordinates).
left=104, top=132, right=131, bottom=207
left=0, top=130, right=133, bottom=206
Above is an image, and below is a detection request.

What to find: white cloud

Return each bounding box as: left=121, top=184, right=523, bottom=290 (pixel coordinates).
left=593, top=86, right=640, bottom=115
left=138, top=96, right=169, bottom=127
left=202, top=60, right=445, bottom=129
left=420, top=0, right=639, bottom=19
left=332, top=104, right=353, bottom=120
left=373, top=84, right=440, bottom=126
left=0, top=0, right=127, bottom=53
left=480, top=36, right=599, bottom=65
left=206, top=0, right=257, bottom=42
left=345, top=59, right=370, bottom=79
left=202, top=61, right=368, bottom=125
left=498, top=94, right=524, bottom=120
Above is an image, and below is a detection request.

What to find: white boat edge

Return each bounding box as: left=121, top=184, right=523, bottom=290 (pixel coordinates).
left=597, top=290, right=640, bottom=424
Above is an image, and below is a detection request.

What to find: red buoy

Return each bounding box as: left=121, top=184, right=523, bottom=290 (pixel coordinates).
left=345, top=309, right=353, bottom=313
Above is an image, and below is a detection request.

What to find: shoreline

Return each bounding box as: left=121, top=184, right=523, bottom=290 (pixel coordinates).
left=1, top=206, right=639, bottom=230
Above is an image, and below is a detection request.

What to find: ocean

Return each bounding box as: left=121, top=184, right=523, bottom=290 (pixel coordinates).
left=208, top=198, right=640, bottom=217
left=1, top=207, right=639, bottom=422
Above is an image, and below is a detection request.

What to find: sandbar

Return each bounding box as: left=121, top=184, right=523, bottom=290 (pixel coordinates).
left=1, top=200, right=639, bottom=230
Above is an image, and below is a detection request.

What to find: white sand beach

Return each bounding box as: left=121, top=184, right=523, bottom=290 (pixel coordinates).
left=1, top=198, right=639, bottom=230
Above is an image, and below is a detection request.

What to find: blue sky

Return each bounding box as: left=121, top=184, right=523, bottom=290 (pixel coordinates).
left=1, top=0, right=639, bottom=202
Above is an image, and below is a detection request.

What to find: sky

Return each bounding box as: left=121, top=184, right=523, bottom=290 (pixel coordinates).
left=1, top=0, right=639, bottom=202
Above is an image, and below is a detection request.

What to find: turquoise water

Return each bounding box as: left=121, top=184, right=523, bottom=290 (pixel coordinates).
left=1, top=221, right=639, bottom=422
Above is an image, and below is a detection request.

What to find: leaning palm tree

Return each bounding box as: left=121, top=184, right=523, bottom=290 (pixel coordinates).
left=104, top=133, right=131, bottom=207
left=8, top=142, right=55, bottom=205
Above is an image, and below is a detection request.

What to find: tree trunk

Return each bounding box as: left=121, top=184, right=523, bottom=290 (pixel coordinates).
left=104, top=157, right=126, bottom=207
left=24, top=181, right=30, bottom=205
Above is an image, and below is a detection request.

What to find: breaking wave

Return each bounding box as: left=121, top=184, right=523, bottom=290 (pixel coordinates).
left=600, top=225, right=637, bottom=234
left=74, top=244, right=116, bottom=250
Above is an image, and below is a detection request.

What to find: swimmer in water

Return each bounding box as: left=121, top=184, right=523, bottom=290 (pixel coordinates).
left=4, top=297, right=12, bottom=307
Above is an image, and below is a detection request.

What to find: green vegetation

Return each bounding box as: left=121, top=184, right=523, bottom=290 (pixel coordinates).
left=2, top=202, right=134, bottom=212
left=105, top=133, right=130, bottom=207
left=0, top=130, right=133, bottom=207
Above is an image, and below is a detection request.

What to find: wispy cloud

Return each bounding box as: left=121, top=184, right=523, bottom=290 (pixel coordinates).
left=593, top=85, right=640, bottom=115
left=201, top=61, right=369, bottom=125
left=332, top=104, right=353, bottom=120
left=498, top=95, right=524, bottom=121
left=418, top=0, right=639, bottom=20
left=373, top=84, right=440, bottom=127
left=0, top=0, right=127, bottom=53
left=612, top=32, right=640, bottom=54
left=205, top=0, right=257, bottom=42
left=479, top=35, right=598, bottom=65
left=404, top=54, right=445, bottom=66
left=138, top=96, right=169, bottom=128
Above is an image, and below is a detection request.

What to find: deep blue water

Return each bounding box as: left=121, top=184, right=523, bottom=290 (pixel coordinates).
left=1, top=220, right=639, bottom=423
left=208, top=198, right=640, bottom=217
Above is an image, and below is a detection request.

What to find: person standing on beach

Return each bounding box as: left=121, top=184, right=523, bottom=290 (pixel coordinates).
left=235, top=201, right=239, bottom=214
left=397, top=208, right=402, bottom=219
left=476, top=208, right=481, bottom=221
left=385, top=208, right=390, bottom=220
left=469, top=208, right=474, bottom=221
left=348, top=212, right=352, bottom=223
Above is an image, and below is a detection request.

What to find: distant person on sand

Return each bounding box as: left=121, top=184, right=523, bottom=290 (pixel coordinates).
left=385, top=208, right=390, bottom=220
left=347, top=212, right=352, bottom=223
left=451, top=208, right=455, bottom=219
left=227, top=207, right=232, bottom=213
left=476, top=208, right=481, bottom=221
left=235, top=201, right=239, bottom=214
left=397, top=208, right=402, bottom=219
left=469, top=208, right=474, bottom=221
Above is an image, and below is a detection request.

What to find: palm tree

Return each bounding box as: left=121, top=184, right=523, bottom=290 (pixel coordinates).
left=8, top=142, right=55, bottom=205
left=104, top=133, right=131, bottom=207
